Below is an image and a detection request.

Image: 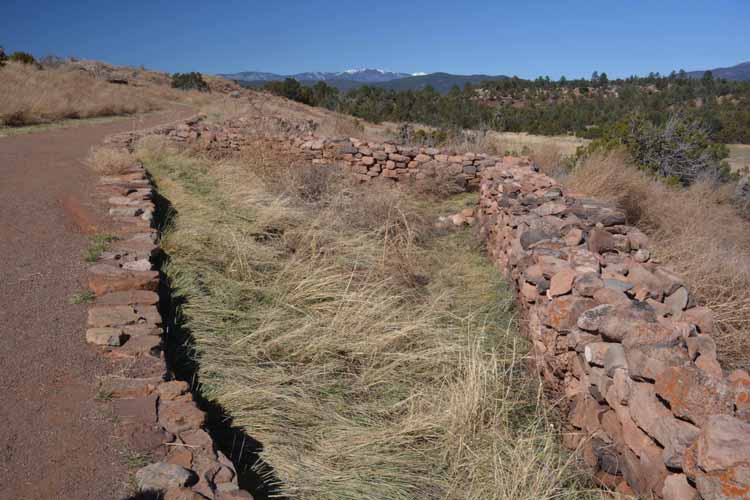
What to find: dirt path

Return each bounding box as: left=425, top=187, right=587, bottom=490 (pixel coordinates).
left=0, top=108, right=194, bottom=500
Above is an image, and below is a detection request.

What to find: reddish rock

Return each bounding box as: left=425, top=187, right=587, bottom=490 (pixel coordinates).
left=158, top=380, right=190, bottom=401
left=620, top=441, right=669, bottom=497
left=662, top=474, right=699, bottom=500
left=545, top=296, right=596, bottom=332
left=549, top=268, right=577, bottom=297
left=159, top=400, right=206, bottom=434
left=695, top=416, right=750, bottom=500
left=588, top=228, right=616, bottom=254
left=574, top=272, right=604, bottom=297
left=682, top=306, right=716, bottom=335
left=655, top=366, right=734, bottom=426
left=88, top=264, right=159, bottom=296
left=86, top=327, right=125, bottom=346
left=564, top=227, right=584, bottom=247
left=95, top=290, right=160, bottom=306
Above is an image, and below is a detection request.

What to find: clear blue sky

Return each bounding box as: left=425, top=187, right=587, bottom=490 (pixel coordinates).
left=2, top=0, right=748, bottom=79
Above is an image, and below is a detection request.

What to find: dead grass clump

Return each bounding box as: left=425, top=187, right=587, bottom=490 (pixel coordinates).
left=567, top=152, right=750, bottom=369
left=530, top=142, right=567, bottom=176
left=137, top=139, right=605, bottom=500
left=87, top=146, right=138, bottom=175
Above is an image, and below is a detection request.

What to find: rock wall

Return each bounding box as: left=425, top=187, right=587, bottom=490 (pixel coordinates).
left=476, top=161, right=750, bottom=499
left=83, top=128, right=254, bottom=500
left=121, top=114, right=750, bottom=498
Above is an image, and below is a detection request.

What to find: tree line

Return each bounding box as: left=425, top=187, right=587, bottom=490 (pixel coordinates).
left=259, top=72, right=750, bottom=145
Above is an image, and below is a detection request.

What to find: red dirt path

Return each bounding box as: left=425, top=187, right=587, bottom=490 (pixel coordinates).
left=0, top=109, right=193, bottom=499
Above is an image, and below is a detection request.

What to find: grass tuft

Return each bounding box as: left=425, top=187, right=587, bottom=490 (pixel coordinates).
left=70, top=290, right=96, bottom=304
left=85, top=233, right=119, bottom=262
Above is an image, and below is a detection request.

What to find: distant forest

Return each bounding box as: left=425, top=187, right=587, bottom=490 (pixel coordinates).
left=258, top=71, right=750, bottom=144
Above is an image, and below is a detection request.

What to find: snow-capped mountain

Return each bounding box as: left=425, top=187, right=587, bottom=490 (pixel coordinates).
left=219, top=68, right=416, bottom=84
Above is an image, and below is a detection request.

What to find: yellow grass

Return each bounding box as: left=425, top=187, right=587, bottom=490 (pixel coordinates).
left=567, top=152, right=750, bottom=369
left=0, top=61, right=216, bottom=128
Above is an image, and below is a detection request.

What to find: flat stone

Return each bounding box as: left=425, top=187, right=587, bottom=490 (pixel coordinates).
left=665, top=286, right=689, bottom=316
left=136, top=462, right=196, bottom=492
left=655, top=366, right=734, bottom=426
left=116, top=334, right=162, bottom=357
left=662, top=474, right=700, bottom=500
left=159, top=400, right=206, bottom=434
left=549, top=268, right=577, bottom=297
left=88, top=265, right=159, bottom=296
left=588, top=228, right=616, bottom=254
left=123, top=259, right=153, bottom=272
left=545, top=296, right=596, bottom=332
left=564, top=227, right=583, bottom=246
left=593, top=287, right=632, bottom=306
left=99, top=376, right=161, bottom=399
left=697, top=415, right=750, bottom=472
left=95, top=290, right=160, bottom=306
left=574, top=272, right=604, bottom=297
left=158, top=381, right=190, bottom=401
left=86, top=327, right=125, bottom=346
left=87, top=305, right=140, bottom=328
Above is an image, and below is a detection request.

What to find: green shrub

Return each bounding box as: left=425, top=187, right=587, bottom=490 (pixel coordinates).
left=171, top=72, right=209, bottom=92
left=9, top=51, right=36, bottom=65
left=0, top=47, right=7, bottom=68
left=584, top=113, right=730, bottom=185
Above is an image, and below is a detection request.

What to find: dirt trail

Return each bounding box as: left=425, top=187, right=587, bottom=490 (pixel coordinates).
left=0, top=108, right=194, bottom=500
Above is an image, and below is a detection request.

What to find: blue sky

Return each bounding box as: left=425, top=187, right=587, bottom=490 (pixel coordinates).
left=2, top=0, right=748, bottom=79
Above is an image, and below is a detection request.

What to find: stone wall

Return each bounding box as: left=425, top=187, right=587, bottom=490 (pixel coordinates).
left=83, top=127, right=254, bottom=500
left=476, top=161, right=750, bottom=499
left=123, top=115, right=750, bottom=498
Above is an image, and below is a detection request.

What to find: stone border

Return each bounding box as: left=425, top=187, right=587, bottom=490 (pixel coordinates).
left=476, top=160, right=750, bottom=499
left=112, top=114, right=750, bottom=499
left=84, top=131, right=254, bottom=499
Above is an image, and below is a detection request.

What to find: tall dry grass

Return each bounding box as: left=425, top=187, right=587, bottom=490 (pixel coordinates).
left=133, top=138, right=606, bottom=500
left=567, top=152, right=750, bottom=369
left=0, top=61, right=214, bottom=127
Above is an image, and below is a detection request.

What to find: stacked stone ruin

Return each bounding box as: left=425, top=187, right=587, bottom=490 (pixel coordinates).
left=476, top=159, right=750, bottom=500
left=82, top=127, right=254, bottom=500
left=120, top=114, right=750, bottom=499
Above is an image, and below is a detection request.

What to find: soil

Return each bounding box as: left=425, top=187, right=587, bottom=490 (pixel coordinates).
left=0, top=108, right=194, bottom=500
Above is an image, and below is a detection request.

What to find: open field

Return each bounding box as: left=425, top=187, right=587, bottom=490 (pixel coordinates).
left=132, top=133, right=606, bottom=500
left=0, top=61, right=222, bottom=128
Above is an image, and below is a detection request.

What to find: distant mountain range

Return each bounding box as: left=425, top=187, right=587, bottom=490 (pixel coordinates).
left=218, top=68, right=509, bottom=93
left=219, top=60, right=750, bottom=94
left=685, top=61, right=750, bottom=81
left=219, top=68, right=415, bottom=84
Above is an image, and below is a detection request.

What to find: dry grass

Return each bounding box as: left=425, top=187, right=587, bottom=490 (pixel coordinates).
left=567, top=152, right=750, bottom=369
left=0, top=61, right=216, bottom=128
left=134, top=139, right=606, bottom=500
left=86, top=146, right=138, bottom=175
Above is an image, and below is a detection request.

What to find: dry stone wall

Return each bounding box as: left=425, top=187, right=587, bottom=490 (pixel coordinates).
left=476, top=160, right=750, bottom=499
left=127, top=114, right=750, bottom=498
left=82, top=128, right=254, bottom=500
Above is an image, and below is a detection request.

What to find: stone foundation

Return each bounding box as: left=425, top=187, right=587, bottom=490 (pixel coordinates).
left=108, top=114, right=750, bottom=499
left=83, top=121, right=254, bottom=500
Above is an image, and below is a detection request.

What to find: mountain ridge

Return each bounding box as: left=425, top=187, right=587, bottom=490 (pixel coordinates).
left=685, top=61, right=750, bottom=81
